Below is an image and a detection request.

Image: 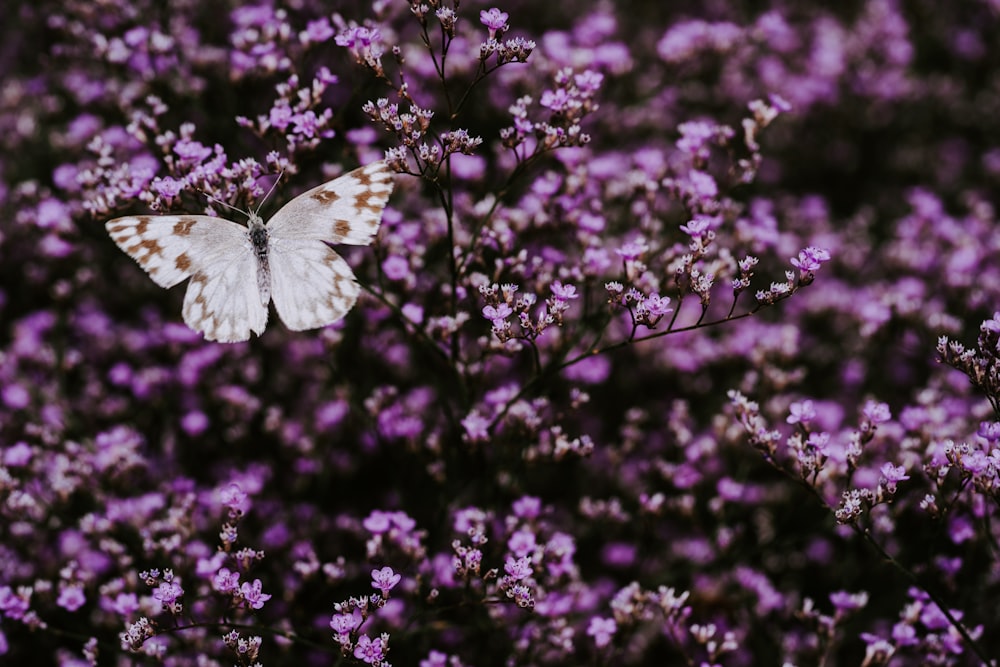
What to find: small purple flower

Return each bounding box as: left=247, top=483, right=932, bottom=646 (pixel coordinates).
left=330, top=608, right=363, bottom=635
left=354, top=634, right=386, bottom=664
left=805, top=432, right=832, bottom=456
left=382, top=255, right=410, bottom=281
left=371, top=566, right=402, bottom=597
left=483, top=303, right=513, bottom=322
left=219, top=483, right=248, bottom=512
left=57, top=585, right=87, bottom=612
left=786, top=400, right=816, bottom=425
left=790, top=246, right=831, bottom=273
left=461, top=410, right=491, bottom=442
left=507, top=529, right=537, bottom=557
left=213, top=567, right=240, bottom=593
left=363, top=510, right=392, bottom=534
left=268, top=103, right=293, bottom=130
left=574, top=70, right=604, bottom=93
left=301, top=17, right=334, bottom=44
left=977, top=421, right=1000, bottom=443
left=108, top=592, right=140, bottom=616
left=862, top=400, right=891, bottom=424
left=643, top=293, right=673, bottom=317
left=480, top=8, right=509, bottom=36
left=239, top=579, right=272, bottom=610
left=181, top=411, right=209, bottom=436
left=151, top=177, right=184, bottom=199
left=511, top=496, right=541, bottom=519
left=687, top=170, right=718, bottom=199
left=880, top=463, right=909, bottom=484
left=587, top=616, right=617, bottom=648
left=2, top=442, right=32, bottom=467
left=2, top=384, right=30, bottom=410
left=540, top=88, right=572, bottom=112
left=615, top=239, right=648, bottom=260
left=830, top=590, right=869, bottom=613
left=152, top=581, right=183, bottom=608
left=173, top=138, right=212, bottom=164
left=550, top=280, right=579, bottom=300
left=504, top=556, right=533, bottom=581
left=959, top=451, right=990, bottom=476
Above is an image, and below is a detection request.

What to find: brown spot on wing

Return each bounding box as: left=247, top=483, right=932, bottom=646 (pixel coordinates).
left=176, top=252, right=191, bottom=271
left=355, top=169, right=373, bottom=187
left=334, top=220, right=351, bottom=237
left=311, top=190, right=341, bottom=205
left=355, top=190, right=384, bottom=214
left=173, top=218, right=197, bottom=236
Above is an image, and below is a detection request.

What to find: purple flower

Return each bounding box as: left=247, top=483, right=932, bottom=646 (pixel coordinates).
left=790, top=246, right=832, bottom=273
left=480, top=8, right=509, bottom=34
left=382, top=255, right=410, bottom=281
left=152, top=581, right=183, bottom=608
left=180, top=410, right=209, bottom=436
left=239, top=579, right=272, bottom=610
left=830, top=590, right=869, bottom=613
left=643, top=293, right=673, bottom=317
left=507, top=529, right=537, bottom=557
left=330, top=608, right=363, bottom=635
left=57, top=585, right=86, bottom=612
left=862, top=400, right=891, bottom=424
left=353, top=635, right=386, bottom=664
left=880, top=463, right=909, bottom=484
left=371, top=566, right=402, bottom=597
left=615, top=239, right=648, bottom=260
left=461, top=410, right=491, bottom=442
left=218, top=483, right=248, bottom=512
left=483, top=303, right=513, bottom=322
left=504, top=556, right=533, bottom=581
left=550, top=280, right=579, bottom=300
left=787, top=400, right=816, bottom=425
left=977, top=421, right=1000, bottom=443
left=213, top=568, right=240, bottom=593
left=511, top=496, right=541, bottom=519
left=173, top=138, right=212, bottom=164
left=301, top=17, right=334, bottom=44
left=587, top=616, right=617, bottom=648
left=540, top=88, right=572, bottom=112
left=151, top=177, right=184, bottom=199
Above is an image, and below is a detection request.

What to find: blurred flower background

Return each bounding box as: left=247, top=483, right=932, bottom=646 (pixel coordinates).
left=2, top=0, right=1000, bottom=665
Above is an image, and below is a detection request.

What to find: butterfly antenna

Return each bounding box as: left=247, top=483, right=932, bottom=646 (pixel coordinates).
left=254, top=170, right=285, bottom=217
left=199, top=190, right=250, bottom=218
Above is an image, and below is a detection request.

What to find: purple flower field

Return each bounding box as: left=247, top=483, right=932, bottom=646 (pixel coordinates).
left=3, top=0, right=1000, bottom=664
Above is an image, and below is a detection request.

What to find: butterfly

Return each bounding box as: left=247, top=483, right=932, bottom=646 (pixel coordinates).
left=106, top=161, right=394, bottom=343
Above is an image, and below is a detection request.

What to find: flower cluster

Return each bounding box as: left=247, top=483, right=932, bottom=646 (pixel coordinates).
left=3, top=1, right=1000, bottom=665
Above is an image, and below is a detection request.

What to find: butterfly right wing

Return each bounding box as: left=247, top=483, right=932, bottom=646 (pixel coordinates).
left=105, top=215, right=268, bottom=342
left=264, top=160, right=394, bottom=244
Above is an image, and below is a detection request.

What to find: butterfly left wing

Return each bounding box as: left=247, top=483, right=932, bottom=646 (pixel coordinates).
left=105, top=215, right=231, bottom=288
left=106, top=215, right=268, bottom=343
left=265, top=160, right=394, bottom=244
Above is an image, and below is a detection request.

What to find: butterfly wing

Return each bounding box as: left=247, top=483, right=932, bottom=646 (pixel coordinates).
left=268, top=238, right=360, bottom=331
left=265, top=161, right=393, bottom=332
left=265, top=160, right=394, bottom=244
left=105, top=215, right=268, bottom=343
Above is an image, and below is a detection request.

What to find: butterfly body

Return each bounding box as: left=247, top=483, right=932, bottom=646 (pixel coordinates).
left=247, top=216, right=272, bottom=306
left=106, top=161, right=393, bottom=343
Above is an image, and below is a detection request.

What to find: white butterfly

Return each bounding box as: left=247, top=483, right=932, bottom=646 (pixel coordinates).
left=106, top=161, right=394, bottom=343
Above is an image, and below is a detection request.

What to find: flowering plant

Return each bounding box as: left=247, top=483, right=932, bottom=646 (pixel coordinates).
left=2, top=1, right=999, bottom=665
